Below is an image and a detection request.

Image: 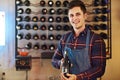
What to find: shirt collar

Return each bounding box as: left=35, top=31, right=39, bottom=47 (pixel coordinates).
left=72, top=26, right=88, bottom=37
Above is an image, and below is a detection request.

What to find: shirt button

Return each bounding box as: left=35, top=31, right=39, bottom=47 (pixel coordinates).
left=74, top=47, right=76, bottom=49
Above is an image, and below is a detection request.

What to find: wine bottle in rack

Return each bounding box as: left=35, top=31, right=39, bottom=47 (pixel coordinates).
left=48, top=16, right=54, bottom=22
left=93, top=24, right=100, bottom=30
left=25, top=42, right=32, bottom=49
left=63, top=16, right=69, bottom=22
left=33, top=34, right=39, bottom=40
left=56, top=8, right=63, bottom=15
left=49, top=8, right=55, bottom=15
left=64, top=9, right=68, bottom=15
left=25, top=33, right=31, bottom=40
left=33, top=43, right=40, bottom=50
left=56, top=34, right=62, bottom=40
left=49, top=44, right=55, bottom=51
left=48, top=34, right=54, bottom=40
left=32, top=24, right=38, bottom=30
left=25, top=24, right=31, bottom=30
left=63, top=1, right=69, bottom=7
left=48, top=25, right=54, bottom=31
left=100, top=15, right=107, bottom=22
left=55, top=1, right=61, bottom=7
left=32, top=16, right=38, bottom=22
left=24, top=0, right=30, bottom=6
left=25, top=8, right=31, bottom=14
left=40, top=34, right=47, bottom=40
left=16, top=16, right=23, bottom=22
left=17, top=8, right=24, bottom=14
left=41, top=44, right=47, bottom=50
left=101, top=0, right=108, bottom=6
left=48, top=0, right=54, bottom=7
left=42, top=8, right=47, bottom=14
left=63, top=25, right=70, bottom=31
left=17, top=33, right=24, bottom=40
left=100, top=32, right=108, bottom=39
left=101, top=8, right=110, bottom=14
left=16, top=24, right=23, bottom=30
left=40, top=25, right=46, bottom=30
left=24, top=16, right=31, bottom=22
left=40, top=0, right=46, bottom=6
left=56, top=16, right=62, bottom=23
left=16, top=0, right=22, bottom=5
left=93, top=8, right=101, bottom=14
left=93, top=0, right=100, bottom=6
left=56, top=25, right=62, bottom=31
left=100, top=23, right=107, bottom=30
left=40, top=16, right=46, bottom=22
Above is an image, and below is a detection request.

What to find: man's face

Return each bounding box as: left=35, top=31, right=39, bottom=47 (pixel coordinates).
left=68, top=7, right=87, bottom=30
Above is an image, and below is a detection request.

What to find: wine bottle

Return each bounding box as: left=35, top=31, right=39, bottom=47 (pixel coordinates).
left=16, top=24, right=23, bottom=30
left=25, top=8, right=31, bottom=14
left=100, top=32, right=108, bottom=39
left=40, top=34, right=47, bottom=40
left=25, top=42, right=32, bottom=49
left=40, top=0, right=46, bottom=6
left=48, top=34, right=54, bottom=40
left=41, top=44, right=47, bottom=50
left=16, top=0, right=22, bottom=5
left=25, top=33, right=31, bottom=40
left=63, top=16, right=69, bottom=22
left=48, top=25, right=54, bottom=31
left=101, top=0, right=108, bottom=6
left=93, top=16, right=100, bottom=22
left=101, top=8, right=110, bottom=14
left=56, top=25, right=62, bottom=31
left=100, top=24, right=107, bottom=30
left=48, top=0, right=54, bottom=7
left=17, top=33, right=24, bottom=40
left=64, top=9, right=68, bottom=15
left=40, top=16, right=46, bottom=22
left=93, top=8, right=101, bottom=14
left=100, top=15, right=107, bottom=22
left=25, top=24, right=31, bottom=30
left=32, top=24, right=38, bottom=30
left=16, top=16, right=23, bottom=22
left=24, top=0, right=30, bottom=6
left=56, top=16, right=62, bottom=23
left=93, top=0, right=100, bottom=6
left=17, top=8, right=24, bottom=14
left=42, top=8, right=47, bottom=14
left=32, top=16, right=38, bottom=22
left=63, top=25, right=70, bottom=31
left=40, top=25, right=46, bottom=30
left=48, top=16, right=54, bottom=22
left=55, top=1, right=61, bottom=7
left=49, top=8, right=55, bottom=15
left=93, top=24, right=100, bottom=30
left=56, top=34, right=62, bottom=40
left=49, top=44, right=55, bottom=51
left=33, top=34, right=39, bottom=40
left=24, top=16, right=31, bottom=22
left=33, top=43, right=40, bottom=50
left=62, top=51, right=71, bottom=78
left=63, top=1, right=69, bottom=7
left=56, top=8, right=63, bottom=14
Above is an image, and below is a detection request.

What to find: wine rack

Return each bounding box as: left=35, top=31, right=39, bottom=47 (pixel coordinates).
left=15, top=0, right=112, bottom=60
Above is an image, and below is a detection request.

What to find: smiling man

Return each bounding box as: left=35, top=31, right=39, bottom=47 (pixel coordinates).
left=52, top=0, right=106, bottom=80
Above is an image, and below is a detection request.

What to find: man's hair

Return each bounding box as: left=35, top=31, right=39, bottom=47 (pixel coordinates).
left=68, top=0, right=87, bottom=14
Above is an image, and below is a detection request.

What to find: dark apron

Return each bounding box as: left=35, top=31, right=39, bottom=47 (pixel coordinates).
left=64, top=30, right=91, bottom=74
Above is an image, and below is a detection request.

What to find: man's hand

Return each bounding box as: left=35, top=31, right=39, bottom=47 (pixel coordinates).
left=60, top=73, right=77, bottom=80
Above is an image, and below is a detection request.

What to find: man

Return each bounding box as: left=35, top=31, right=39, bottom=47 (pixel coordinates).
left=52, top=0, right=106, bottom=80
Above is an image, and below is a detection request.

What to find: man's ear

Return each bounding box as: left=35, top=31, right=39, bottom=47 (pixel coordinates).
left=84, top=13, right=88, bottom=20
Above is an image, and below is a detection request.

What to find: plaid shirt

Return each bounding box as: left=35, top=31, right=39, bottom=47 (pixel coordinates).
left=52, top=27, right=106, bottom=80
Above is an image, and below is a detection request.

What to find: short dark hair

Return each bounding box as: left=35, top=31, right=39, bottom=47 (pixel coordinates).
left=68, top=0, right=87, bottom=14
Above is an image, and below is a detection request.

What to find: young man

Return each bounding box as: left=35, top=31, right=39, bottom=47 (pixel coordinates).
left=52, top=0, right=106, bottom=80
